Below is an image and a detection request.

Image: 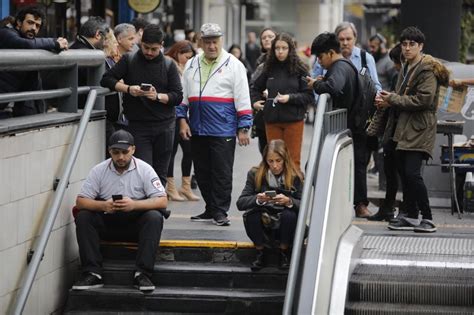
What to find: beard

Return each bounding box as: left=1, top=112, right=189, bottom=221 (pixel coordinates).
left=373, top=49, right=383, bottom=62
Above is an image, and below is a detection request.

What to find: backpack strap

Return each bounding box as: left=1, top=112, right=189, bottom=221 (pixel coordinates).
left=361, top=49, right=367, bottom=69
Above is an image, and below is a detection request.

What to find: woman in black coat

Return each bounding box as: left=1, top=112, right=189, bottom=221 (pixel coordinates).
left=250, top=33, right=314, bottom=171
left=236, top=139, right=303, bottom=270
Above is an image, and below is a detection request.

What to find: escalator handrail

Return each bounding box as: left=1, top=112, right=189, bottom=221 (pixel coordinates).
left=283, top=93, right=330, bottom=314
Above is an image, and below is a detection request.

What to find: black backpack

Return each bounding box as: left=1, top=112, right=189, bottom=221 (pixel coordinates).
left=339, top=51, right=377, bottom=134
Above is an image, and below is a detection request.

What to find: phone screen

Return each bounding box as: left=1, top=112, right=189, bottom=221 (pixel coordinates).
left=112, top=194, right=123, bottom=201
left=265, top=190, right=277, bottom=198
left=140, top=84, right=152, bottom=91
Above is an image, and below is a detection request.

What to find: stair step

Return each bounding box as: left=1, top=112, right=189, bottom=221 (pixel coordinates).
left=348, top=265, right=474, bottom=306
left=65, top=285, right=284, bottom=314
left=100, top=243, right=266, bottom=265
left=99, top=261, right=287, bottom=290
left=345, top=302, right=474, bottom=315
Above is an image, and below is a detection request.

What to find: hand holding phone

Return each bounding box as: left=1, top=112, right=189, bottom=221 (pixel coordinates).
left=264, top=190, right=277, bottom=198
left=140, top=83, right=152, bottom=91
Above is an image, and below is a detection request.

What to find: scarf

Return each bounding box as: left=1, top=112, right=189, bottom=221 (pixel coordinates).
left=267, top=170, right=284, bottom=189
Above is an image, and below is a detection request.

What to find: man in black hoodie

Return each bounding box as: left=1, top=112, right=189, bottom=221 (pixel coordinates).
left=101, top=24, right=183, bottom=187
left=0, top=5, right=68, bottom=117
left=306, top=32, right=365, bottom=217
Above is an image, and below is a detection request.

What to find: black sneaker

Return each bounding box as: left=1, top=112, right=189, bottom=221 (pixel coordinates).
left=368, top=209, right=395, bottom=221
left=72, top=273, right=104, bottom=290
left=414, top=219, right=437, bottom=233
left=389, top=211, right=408, bottom=224
left=213, top=212, right=231, bottom=226
left=387, top=217, right=418, bottom=231
left=190, top=211, right=213, bottom=221
left=134, top=273, right=155, bottom=292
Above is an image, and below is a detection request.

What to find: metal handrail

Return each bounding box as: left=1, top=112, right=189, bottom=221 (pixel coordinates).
left=0, top=49, right=105, bottom=71
left=0, top=88, right=72, bottom=103
left=11, top=89, right=98, bottom=315
left=283, top=93, right=330, bottom=314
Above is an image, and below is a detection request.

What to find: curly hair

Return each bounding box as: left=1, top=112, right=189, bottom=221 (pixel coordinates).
left=263, top=33, right=307, bottom=76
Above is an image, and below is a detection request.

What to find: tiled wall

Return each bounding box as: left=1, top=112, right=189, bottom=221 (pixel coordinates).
left=0, top=119, right=105, bottom=315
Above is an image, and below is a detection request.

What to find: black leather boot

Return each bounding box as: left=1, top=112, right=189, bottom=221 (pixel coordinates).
left=368, top=206, right=395, bottom=221
left=251, top=249, right=265, bottom=271
left=279, top=249, right=290, bottom=270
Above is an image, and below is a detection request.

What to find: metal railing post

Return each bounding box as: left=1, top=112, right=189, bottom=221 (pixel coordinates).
left=11, top=90, right=98, bottom=315
left=88, top=62, right=105, bottom=110
left=57, top=64, right=78, bottom=113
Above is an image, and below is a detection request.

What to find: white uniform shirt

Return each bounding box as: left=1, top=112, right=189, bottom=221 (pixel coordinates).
left=78, top=157, right=166, bottom=201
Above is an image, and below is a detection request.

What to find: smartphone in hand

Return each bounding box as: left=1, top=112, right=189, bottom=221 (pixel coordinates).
left=264, top=190, right=277, bottom=198
left=140, top=83, right=152, bottom=91
left=112, top=194, right=123, bottom=201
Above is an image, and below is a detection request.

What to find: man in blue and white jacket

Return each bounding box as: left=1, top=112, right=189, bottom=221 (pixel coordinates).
left=177, top=23, right=253, bottom=226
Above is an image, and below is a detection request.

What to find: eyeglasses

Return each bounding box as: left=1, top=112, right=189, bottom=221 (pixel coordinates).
left=110, top=149, right=130, bottom=155
left=401, top=41, right=419, bottom=48
left=275, top=46, right=289, bottom=51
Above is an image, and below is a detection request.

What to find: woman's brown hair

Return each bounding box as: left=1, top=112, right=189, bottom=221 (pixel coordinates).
left=165, top=40, right=195, bottom=64
left=254, top=139, right=303, bottom=191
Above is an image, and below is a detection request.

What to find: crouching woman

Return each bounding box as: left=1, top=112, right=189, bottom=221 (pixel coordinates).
left=237, top=139, right=303, bottom=270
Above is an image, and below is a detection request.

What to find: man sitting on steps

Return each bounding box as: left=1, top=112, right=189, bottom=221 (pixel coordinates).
left=72, top=130, right=167, bottom=292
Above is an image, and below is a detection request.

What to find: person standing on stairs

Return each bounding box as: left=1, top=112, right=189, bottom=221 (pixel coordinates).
left=164, top=41, right=200, bottom=201
left=237, top=139, right=303, bottom=270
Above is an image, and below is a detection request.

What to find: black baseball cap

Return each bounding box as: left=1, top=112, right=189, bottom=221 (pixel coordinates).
left=108, top=130, right=135, bottom=150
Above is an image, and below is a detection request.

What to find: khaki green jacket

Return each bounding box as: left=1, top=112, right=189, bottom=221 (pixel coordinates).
left=383, top=55, right=449, bottom=157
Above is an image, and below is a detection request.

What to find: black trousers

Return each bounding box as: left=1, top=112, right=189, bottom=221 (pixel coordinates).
left=126, top=120, right=175, bottom=187
left=167, top=120, right=193, bottom=177
left=191, top=136, right=236, bottom=215
left=398, top=150, right=432, bottom=220
left=383, top=140, right=402, bottom=209
left=75, top=210, right=164, bottom=278
left=244, top=209, right=297, bottom=247
left=256, top=128, right=267, bottom=155
left=353, top=133, right=368, bottom=206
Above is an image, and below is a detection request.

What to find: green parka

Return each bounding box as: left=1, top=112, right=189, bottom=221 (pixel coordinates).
left=382, top=54, right=450, bottom=157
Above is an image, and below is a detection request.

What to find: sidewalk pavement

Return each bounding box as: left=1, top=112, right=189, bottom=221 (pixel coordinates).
left=162, top=125, right=474, bottom=242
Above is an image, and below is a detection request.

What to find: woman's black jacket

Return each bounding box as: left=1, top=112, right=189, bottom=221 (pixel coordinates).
left=250, top=62, right=313, bottom=123
left=236, top=168, right=303, bottom=213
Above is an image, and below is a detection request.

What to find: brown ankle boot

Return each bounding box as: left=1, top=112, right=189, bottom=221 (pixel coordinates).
left=166, top=177, right=185, bottom=201
left=355, top=203, right=371, bottom=218
left=179, top=176, right=200, bottom=201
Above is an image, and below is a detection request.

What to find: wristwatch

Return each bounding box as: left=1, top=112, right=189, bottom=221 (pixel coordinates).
left=239, top=127, right=250, bottom=133
left=156, top=93, right=161, bottom=102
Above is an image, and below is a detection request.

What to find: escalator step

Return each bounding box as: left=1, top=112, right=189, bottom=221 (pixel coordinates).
left=345, top=302, right=474, bottom=315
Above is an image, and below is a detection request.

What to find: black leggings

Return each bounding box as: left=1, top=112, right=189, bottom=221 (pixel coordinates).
left=244, top=209, right=297, bottom=247
left=167, top=120, right=193, bottom=177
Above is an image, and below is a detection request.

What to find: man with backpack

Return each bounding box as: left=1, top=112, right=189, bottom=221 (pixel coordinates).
left=310, top=22, right=381, bottom=218
left=101, top=24, right=183, bottom=187
left=307, top=32, right=377, bottom=218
